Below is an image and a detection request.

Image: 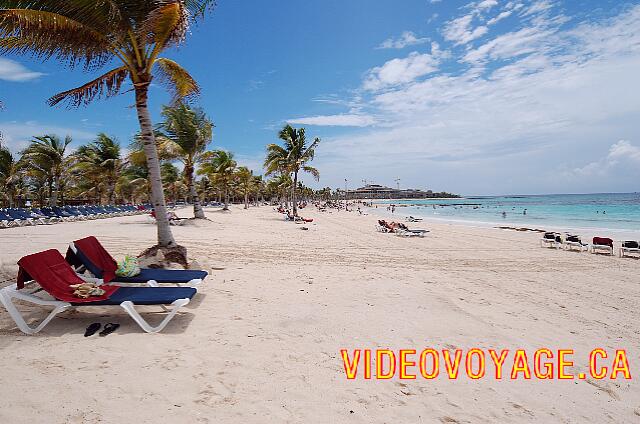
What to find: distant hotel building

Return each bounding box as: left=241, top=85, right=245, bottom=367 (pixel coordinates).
left=338, top=184, right=459, bottom=200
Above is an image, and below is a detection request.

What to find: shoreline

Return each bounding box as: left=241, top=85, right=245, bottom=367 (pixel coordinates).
left=364, top=204, right=640, bottom=241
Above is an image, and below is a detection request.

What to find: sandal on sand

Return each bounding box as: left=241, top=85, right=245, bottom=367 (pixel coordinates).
left=99, top=323, right=120, bottom=337
left=84, top=322, right=101, bottom=337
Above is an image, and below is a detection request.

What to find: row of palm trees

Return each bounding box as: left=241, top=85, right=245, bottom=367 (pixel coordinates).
left=0, top=106, right=323, bottom=216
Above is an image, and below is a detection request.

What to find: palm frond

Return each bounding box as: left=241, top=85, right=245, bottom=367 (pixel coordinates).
left=0, top=9, right=113, bottom=69
left=47, top=66, right=129, bottom=107
left=154, top=57, right=199, bottom=103
left=139, top=2, right=187, bottom=49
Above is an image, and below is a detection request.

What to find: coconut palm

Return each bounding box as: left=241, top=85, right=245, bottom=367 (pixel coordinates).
left=264, top=125, right=320, bottom=216
left=266, top=173, right=292, bottom=204
left=235, top=166, right=255, bottom=209
left=157, top=103, right=213, bottom=219
left=74, top=134, right=122, bottom=204
left=0, top=0, right=214, bottom=247
left=198, top=150, right=236, bottom=210
left=21, top=134, right=72, bottom=206
left=0, top=142, right=22, bottom=207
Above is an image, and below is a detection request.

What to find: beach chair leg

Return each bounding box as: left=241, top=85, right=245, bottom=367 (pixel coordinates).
left=0, top=287, right=72, bottom=335
left=120, top=298, right=190, bottom=333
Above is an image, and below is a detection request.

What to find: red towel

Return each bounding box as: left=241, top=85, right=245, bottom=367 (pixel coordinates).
left=593, top=237, right=613, bottom=248
left=17, top=249, right=118, bottom=303
left=72, top=236, right=119, bottom=283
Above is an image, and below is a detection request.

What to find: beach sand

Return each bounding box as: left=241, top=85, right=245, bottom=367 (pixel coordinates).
left=0, top=205, right=639, bottom=423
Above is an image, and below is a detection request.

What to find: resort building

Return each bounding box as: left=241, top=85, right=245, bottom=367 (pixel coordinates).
left=338, top=184, right=459, bottom=200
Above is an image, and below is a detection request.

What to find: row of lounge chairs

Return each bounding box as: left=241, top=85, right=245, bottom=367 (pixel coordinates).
left=540, top=232, right=640, bottom=258
left=0, top=236, right=208, bottom=334
left=0, top=205, right=150, bottom=228
left=376, top=220, right=429, bottom=237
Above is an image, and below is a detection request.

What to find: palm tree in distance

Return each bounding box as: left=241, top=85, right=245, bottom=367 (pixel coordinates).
left=235, top=166, right=255, bottom=209
left=264, top=125, right=320, bottom=216
left=198, top=150, right=236, bottom=210
left=0, top=0, right=215, bottom=248
left=157, top=103, right=213, bottom=219
left=74, top=134, right=122, bottom=204
left=0, top=142, right=22, bottom=207
left=21, top=135, right=72, bottom=207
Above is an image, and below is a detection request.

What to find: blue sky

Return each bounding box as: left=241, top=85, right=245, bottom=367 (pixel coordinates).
left=1, top=0, right=639, bottom=195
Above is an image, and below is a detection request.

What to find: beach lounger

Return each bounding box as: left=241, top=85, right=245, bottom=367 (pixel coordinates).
left=0, top=210, right=20, bottom=228
left=0, top=249, right=196, bottom=334
left=395, top=228, right=429, bottom=237
left=66, top=236, right=207, bottom=288
left=619, top=241, right=640, bottom=258
left=375, top=224, right=389, bottom=233
left=564, top=235, right=589, bottom=252
left=540, top=232, right=560, bottom=248
left=591, top=237, right=614, bottom=255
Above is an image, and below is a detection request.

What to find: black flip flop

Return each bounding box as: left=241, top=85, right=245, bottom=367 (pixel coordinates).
left=99, top=323, right=120, bottom=337
left=84, top=322, right=101, bottom=337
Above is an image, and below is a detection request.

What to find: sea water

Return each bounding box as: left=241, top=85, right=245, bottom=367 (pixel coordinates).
left=374, top=193, right=640, bottom=238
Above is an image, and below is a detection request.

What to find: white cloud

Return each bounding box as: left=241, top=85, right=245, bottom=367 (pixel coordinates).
left=488, top=10, right=514, bottom=25
left=378, top=31, right=429, bottom=49
left=477, top=0, right=499, bottom=11
left=443, top=14, right=489, bottom=45
left=287, top=114, right=376, bottom=127
left=522, top=0, right=554, bottom=17
left=463, top=25, right=555, bottom=63
left=0, top=58, right=44, bottom=82
left=565, top=141, right=640, bottom=179
left=363, top=52, right=440, bottom=91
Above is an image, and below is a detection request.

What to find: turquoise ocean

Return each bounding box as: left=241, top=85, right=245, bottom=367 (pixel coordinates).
left=374, top=193, right=640, bottom=237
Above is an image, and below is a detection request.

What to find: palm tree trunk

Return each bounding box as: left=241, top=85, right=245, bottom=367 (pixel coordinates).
left=186, top=165, right=205, bottom=219
left=134, top=83, right=176, bottom=247
left=223, top=183, right=229, bottom=210
left=292, top=171, right=298, bottom=216
left=50, top=177, right=58, bottom=207
left=244, top=191, right=248, bottom=209
left=107, top=174, right=116, bottom=205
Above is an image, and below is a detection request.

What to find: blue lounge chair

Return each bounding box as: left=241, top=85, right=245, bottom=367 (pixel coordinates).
left=0, top=249, right=196, bottom=334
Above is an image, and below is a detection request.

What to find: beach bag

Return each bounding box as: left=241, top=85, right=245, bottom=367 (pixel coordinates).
left=116, top=255, right=141, bottom=277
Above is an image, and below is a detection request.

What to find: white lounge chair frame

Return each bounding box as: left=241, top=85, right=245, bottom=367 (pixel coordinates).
left=590, top=244, right=613, bottom=255
left=620, top=242, right=640, bottom=258
left=395, top=229, right=427, bottom=238
left=540, top=234, right=560, bottom=248
left=0, top=281, right=191, bottom=334
left=375, top=224, right=389, bottom=233
left=564, top=240, right=589, bottom=252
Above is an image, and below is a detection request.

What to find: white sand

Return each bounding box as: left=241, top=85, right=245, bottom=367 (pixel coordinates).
left=0, top=206, right=639, bottom=423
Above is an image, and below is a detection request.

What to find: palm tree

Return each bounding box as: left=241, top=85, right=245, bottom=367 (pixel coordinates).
left=74, top=134, right=122, bottom=204
left=158, top=103, right=213, bottom=219
left=0, top=142, right=22, bottom=207
left=0, top=1, right=215, bottom=247
left=198, top=150, right=236, bottom=210
left=266, top=173, right=292, bottom=205
left=264, top=125, right=320, bottom=216
left=235, top=166, right=255, bottom=209
left=21, top=135, right=72, bottom=207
